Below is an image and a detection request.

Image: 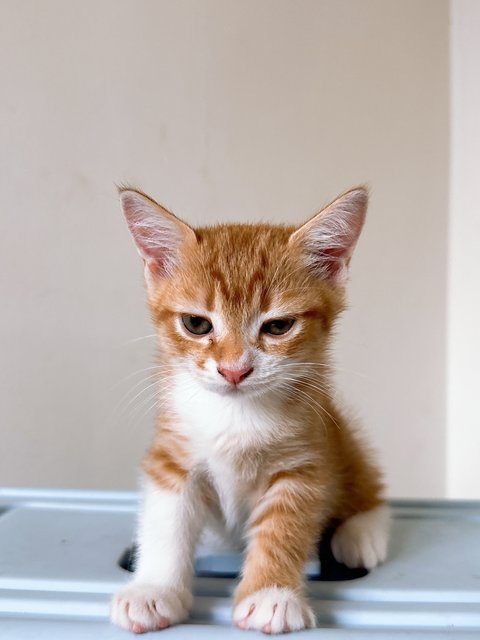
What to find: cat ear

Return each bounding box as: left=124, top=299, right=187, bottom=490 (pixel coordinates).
left=289, top=186, right=368, bottom=284
left=119, top=188, right=196, bottom=290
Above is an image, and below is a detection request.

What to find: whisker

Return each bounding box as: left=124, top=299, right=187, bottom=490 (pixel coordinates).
left=108, top=364, right=174, bottom=392
left=298, top=389, right=341, bottom=430
left=276, top=383, right=328, bottom=436
left=130, top=395, right=163, bottom=430
left=120, top=334, right=157, bottom=346
left=278, top=375, right=341, bottom=431
left=125, top=377, right=196, bottom=428
left=110, top=373, right=160, bottom=419
left=113, top=371, right=192, bottom=425
left=280, top=375, right=335, bottom=404
left=282, top=361, right=366, bottom=379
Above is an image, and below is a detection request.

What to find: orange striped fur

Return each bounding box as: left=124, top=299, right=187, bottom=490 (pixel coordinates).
left=111, top=186, right=387, bottom=634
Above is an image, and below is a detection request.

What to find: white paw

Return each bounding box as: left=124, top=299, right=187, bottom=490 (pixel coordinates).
left=111, top=582, right=191, bottom=633
left=331, top=504, right=390, bottom=569
left=233, top=587, right=315, bottom=634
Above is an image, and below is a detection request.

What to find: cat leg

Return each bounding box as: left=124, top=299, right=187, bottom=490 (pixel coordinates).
left=331, top=503, right=390, bottom=569
left=111, top=475, right=205, bottom=633
left=329, top=419, right=390, bottom=570
left=233, top=470, right=322, bottom=634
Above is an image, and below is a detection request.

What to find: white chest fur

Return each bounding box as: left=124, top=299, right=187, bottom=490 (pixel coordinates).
left=170, top=378, right=293, bottom=534
left=171, top=377, right=289, bottom=460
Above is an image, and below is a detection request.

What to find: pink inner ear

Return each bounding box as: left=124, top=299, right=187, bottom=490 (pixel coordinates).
left=142, top=256, right=168, bottom=279
left=126, top=216, right=174, bottom=277
left=315, top=247, right=348, bottom=279
left=120, top=190, right=192, bottom=279
left=304, top=218, right=363, bottom=279
left=294, top=188, right=367, bottom=282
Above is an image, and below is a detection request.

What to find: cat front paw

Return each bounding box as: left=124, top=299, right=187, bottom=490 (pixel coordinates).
left=233, top=587, right=315, bottom=634
left=331, top=504, right=390, bottom=570
left=111, top=582, right=191, bottom=633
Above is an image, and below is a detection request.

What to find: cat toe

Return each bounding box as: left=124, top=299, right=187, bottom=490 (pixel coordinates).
left=233, top=587, right=315, bottom=634
left=111, top=582, right=191, bottom=632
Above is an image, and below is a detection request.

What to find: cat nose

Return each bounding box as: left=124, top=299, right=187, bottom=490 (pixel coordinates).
left=217, top=366, right=254, bottom=385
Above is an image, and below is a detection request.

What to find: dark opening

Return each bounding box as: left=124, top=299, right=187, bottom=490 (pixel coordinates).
left=117, top=526, right=368, bottom=582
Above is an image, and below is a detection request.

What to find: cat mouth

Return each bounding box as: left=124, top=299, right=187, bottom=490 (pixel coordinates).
left=220, top=384, right=245, bottom=395
left=211, top=381, right=253, bottom=396
left=200, top=375, right=267, bottom=397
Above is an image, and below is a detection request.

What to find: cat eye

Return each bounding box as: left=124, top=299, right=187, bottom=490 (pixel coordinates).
left=261, top=318, right=295, bottom=336
left=181, top=315, right=213, bottom=336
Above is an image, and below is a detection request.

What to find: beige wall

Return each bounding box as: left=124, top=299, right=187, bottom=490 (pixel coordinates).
left=448, top=0, right=480, bottom=499
left=0, top=0, right=449, bottom=497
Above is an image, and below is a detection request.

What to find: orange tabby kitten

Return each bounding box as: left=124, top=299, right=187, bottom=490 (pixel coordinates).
left=111, top=186, right=389, bottom=634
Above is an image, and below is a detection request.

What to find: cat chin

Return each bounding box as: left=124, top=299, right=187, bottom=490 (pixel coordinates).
left=201, top=382, right=255, bottom=397
left=197, top=378, right=273, bottom=399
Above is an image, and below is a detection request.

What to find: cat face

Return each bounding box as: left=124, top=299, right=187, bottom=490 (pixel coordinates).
left=120, top=188, right=367, bottom=397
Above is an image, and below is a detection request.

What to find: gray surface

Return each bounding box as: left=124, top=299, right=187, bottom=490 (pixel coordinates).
left=1, top=489, right=480, bottom=638
left=1, top=620, right=479, bottom=640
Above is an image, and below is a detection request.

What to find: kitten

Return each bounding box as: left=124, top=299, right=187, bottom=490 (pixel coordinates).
left=111, top=186, right=389, bottom=634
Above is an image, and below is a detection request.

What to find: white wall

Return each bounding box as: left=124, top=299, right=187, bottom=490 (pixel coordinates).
left=447, top=0, right=480, bottom=499
left=0, top=0, right=449, bottom=497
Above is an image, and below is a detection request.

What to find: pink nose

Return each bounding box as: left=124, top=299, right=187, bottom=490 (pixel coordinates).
left=217, top=366, right=254, bottom=385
